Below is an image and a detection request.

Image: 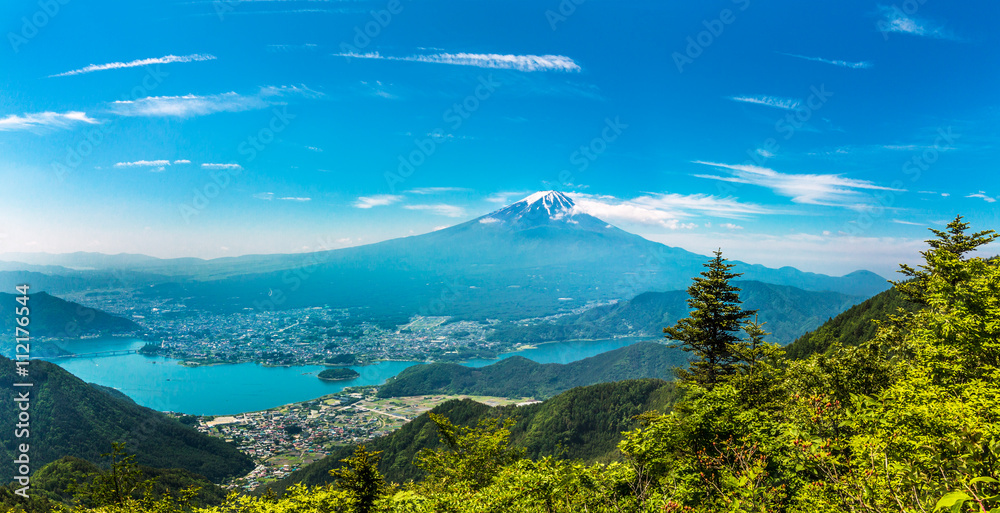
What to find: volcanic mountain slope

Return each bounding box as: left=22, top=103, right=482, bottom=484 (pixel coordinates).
left=4, top=192, right=889, bottom=320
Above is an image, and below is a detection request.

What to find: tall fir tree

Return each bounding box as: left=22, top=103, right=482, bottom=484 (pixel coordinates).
left=896, top=214, right=998, bottom=304
left=664, top=250, right=756, bottom=387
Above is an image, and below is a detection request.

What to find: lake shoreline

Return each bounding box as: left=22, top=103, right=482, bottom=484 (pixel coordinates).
left=44, top=337, right=648, bottom=415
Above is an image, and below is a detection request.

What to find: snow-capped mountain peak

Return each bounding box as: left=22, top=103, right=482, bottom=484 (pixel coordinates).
left=478, top=191, right=607, bottom=230
left=479, top=190, right=578, bottom=227
left=517, top=190, right=574, bottom=215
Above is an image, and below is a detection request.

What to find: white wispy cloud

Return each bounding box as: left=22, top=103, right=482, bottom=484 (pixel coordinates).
left=50, top=54, right=216, bottom=78
left=279, top=197, right=311, bottom=202
left=266, top=44, right=319, bottom=53
left=567, top=192, right=774, bottom=229
left=403, top=204, right=466, bottom=217
left=354, top=195, right=403, bottom=209
left=173, top=159, right=191, bottom=164
left=111, top=93, right=267, bottom=117
left=332, top=51, right=581, bottom=72
left=693, top=161, right=904, bottom=207
left=729, top=95, right=802, bottom=111
left=966, top=191, right=997, bottom=203
left=877, top=5, right=962, bottom=41
left=408, top=187, right=472, bottom=195
left=880, top=144, right=957, bottom=151
left=0, top=111, right=99, bottom=132
left=778, top=52, right=872, bottom=69
left=114, top=160, right=171, bottom=172
left=109, top=85, right=321, bottom=118
left=720, top=223, right=744, bottom=230
left=892, top=219, right=925, bottom=226
left=254, top=192, right=275, bottom=201
left=202, top=163, right=242, bottom=170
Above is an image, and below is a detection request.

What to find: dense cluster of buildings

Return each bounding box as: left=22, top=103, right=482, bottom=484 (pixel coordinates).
left=194, top=389, right=405, bottom=489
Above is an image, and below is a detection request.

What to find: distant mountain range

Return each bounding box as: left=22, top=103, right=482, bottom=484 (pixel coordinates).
left=0, top=357, right=253, bottom=484
left=376, top=341, right=687, bottom=399
left=489, top=280, right=864, bottom=346
left=0, top=191, right=889, bottom=322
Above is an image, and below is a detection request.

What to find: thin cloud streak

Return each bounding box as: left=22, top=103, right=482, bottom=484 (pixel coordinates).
left=877, top=5, right=963, bottom=41
left=50, top=54, right=217, bottom=77
left=403, top=204, right=466, bottom=217
left=114, top=160, right=171, bottom=168
left=567, top=192, right=775, bottom=229
left=693, top=161, right=904, bottom=207
left=109, top=85, right=321, bottom=118
left=333, top=51, right=581, bottom=72
left=354, top=195, right=403, bottom=208
left=408, top=187, right=472, bottom=195
left=729, top=95, right=802, bottom=110
left=778, top=52, right=872, bottom=69
left=0, top=111, right=99, bottom=132
left=966, top=192, right=997, bottom=203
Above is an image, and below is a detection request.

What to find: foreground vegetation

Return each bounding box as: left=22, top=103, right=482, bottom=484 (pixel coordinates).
left=4, top=216, right=998, bottom=512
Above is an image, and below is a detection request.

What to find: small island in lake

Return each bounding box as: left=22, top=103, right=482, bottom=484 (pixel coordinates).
left=318, top=368, right=360, bottom=381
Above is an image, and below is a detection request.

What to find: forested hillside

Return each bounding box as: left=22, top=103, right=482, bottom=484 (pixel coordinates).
left=376, top=342, right=686, bottom=399
left=0, top=358, right=253, bottom=484
left=783, top=285, right=916, bottom=359
left=0, top=292, right=143, bottom=356
left=263, top=379, right=677, bottom=495
left=489, top=280, right=865, bottom=346
left=30, top=456, right=227, bottom=507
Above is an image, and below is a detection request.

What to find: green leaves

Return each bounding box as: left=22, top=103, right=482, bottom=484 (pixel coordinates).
left=664, top=250, right=757, bottom=388
left=329, top=445, right=389, bottom=513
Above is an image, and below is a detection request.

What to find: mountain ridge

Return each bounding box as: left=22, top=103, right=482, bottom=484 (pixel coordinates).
left=375, top=341, right=687, bottom=399
left=1, top=192, right=888, bottom=320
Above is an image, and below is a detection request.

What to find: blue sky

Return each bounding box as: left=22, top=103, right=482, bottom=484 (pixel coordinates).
left=1, top=0, right=998, bottom=276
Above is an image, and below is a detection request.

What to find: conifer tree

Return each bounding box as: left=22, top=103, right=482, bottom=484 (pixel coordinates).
left=896, top=214, right=997, bottom=304
left=664, top=250, right=756, bottom=387
left=329, top=445, right=388, bottom=513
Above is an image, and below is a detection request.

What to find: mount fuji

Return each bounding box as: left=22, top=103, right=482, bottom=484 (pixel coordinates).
left=3, top=191, right=889, bottom=321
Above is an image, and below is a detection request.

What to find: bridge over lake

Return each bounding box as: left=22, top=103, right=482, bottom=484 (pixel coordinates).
left=49, top=349, right=140, bottom=359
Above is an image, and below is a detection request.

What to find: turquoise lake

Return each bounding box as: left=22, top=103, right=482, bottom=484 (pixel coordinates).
left=46, top=337, right=651, bottom=415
